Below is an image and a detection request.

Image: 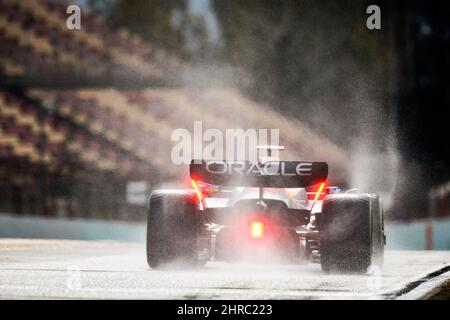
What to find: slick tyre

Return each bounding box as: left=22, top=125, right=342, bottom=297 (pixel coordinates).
left=320, top=193, right=385, bottom=273
left=146, top=190, right=205, bottom=269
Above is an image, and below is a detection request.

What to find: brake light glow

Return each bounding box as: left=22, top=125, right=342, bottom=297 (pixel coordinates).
left=191, top=179, right=204, bottom=209
left=313, top=182, right=326, bottom=203
left=250, top=221, right=264, bottom=239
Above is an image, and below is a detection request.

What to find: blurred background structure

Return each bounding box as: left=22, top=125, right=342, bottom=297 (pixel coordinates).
left=0, top=0, right=449, bottom=227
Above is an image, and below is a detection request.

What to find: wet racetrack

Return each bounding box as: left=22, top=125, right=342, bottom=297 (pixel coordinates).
left=0, top=239, right=449, bottom=299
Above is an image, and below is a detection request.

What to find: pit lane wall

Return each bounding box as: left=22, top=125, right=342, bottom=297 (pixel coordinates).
left=0, top=213, right=146, bottom=242
left=385, top=218, right=450, bottom=250
left=0, top=213, right=449, bottom=250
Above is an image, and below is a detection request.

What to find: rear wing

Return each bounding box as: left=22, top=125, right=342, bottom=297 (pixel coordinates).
left=190, top=160, right=328, bottom=188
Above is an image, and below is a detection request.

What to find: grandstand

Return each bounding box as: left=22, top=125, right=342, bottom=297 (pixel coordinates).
left=0, top=0, right=347, bottom=221
left=0, top=0, right=180, bottom=86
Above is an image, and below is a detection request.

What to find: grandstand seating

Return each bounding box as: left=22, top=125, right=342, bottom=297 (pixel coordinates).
left=0, top=0, right=179, bottom=82
left=0, top=0, right=346, bottom=220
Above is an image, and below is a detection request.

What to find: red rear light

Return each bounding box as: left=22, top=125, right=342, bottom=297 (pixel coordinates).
left=313, top=182, right=326, bottom=202
left=191, top=179, right=205, bottom=209
left=306, top=182, right=328, bottom=202
left=250, top=221, right=264, bottom=239
left=191, top=179, right=220, bottom=197
left=191, top=179, right=203, bottom=200
left=306, top=181, right=327, bottom=201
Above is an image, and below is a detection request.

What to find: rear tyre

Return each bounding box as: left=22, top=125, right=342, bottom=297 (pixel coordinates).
left=146, top=190, right=206, bottom=269
left=320, top=193, right=385, bottom=273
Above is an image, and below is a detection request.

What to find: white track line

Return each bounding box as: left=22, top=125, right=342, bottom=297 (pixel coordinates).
left=397, top=270, right=450, bottom=300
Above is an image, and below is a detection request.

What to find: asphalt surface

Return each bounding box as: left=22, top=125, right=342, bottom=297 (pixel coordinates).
left=0, top=239, right=449, bottom=299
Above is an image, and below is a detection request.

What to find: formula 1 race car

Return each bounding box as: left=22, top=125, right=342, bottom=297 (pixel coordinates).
left=146, top=146, right=385, bottom=273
